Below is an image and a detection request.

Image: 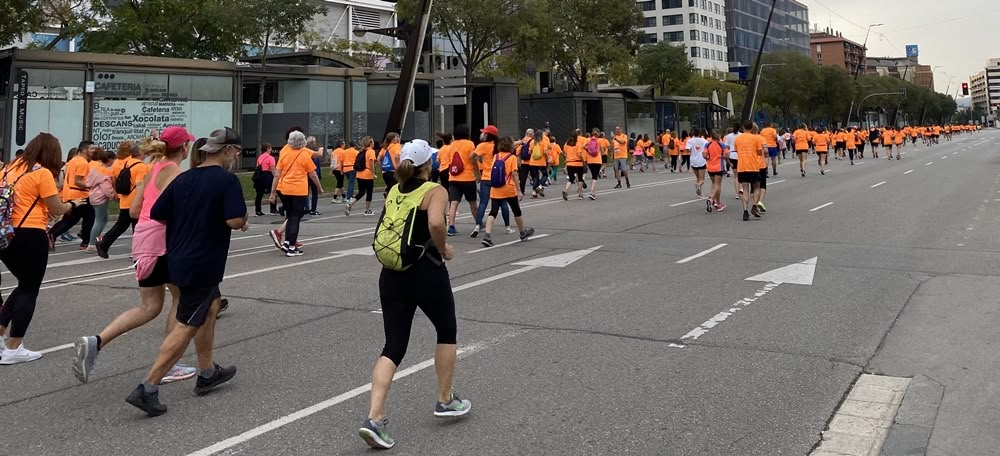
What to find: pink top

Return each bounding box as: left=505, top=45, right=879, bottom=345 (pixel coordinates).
left=132, top=160, right=177, bottom=281
left=257, top=152, right=276, bottom=171
left=86, top=168, right=115, bottom=205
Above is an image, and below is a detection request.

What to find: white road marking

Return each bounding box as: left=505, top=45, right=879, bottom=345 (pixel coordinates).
left=809, top=202, right=834, bottom=212
left=926, top=162, right=933, bottom=166
left=39, top=343, right=74, bottom=355
left=770, top=180, right=786, bottom=185
left=856, top=162, right=865, bottom=165
left=670, top=199, right=703, bottom=207
left=904, top=170, right=914, bottom=175
left=746, top=257, right=817, bottom=285
left=941, top=156, right=948, bottom=160
left=676, top=243, right=728, bottom=264
left=467, top=234, right=551, bottom=254
left=870, top=181, right=886, bottom=188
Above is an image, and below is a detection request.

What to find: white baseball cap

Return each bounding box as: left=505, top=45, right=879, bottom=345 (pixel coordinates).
left=400, top=139, right=433, bottom=166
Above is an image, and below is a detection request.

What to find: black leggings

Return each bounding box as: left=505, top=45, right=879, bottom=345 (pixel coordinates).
left=848, top=149, right=856, bottom=161
left=354, top=178, right=374, bottom=202
left=382, top=172, right=397, bottom=196
left=490, top=196, right=522, bottom=218
left=101, top=209, right=137, bottom=250
left=254, top=187, right=277, bottom=214
left=518, top=164, right=530, bottom=194
left=378, top=261, right=456, bottom=366
left=670, top=155, right=679, bottom=170
left=0, top=229, right=48, bottom=338
left=50, top=203, right=95, bottom=246
left=681, top=155, right=691, bottom=169
left=280, top=194, right=307, bottom=245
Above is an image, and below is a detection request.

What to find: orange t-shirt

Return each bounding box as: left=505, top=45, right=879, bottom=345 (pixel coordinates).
left=340, top=148, right=359, bottom=173
left=356, top=148, right=376, bottom=180
left=641, top=140, right=654, bottom=157
left=760, top=127, right=779, bottom=147
left=61, top=155, right=90, bottom=201
left=881, top=130, right=894, bottom=145
left=706, top=141, right=725, bottom=173
left=660, top=134, right=671, bottom=147
left=437, top=145, right=451, bottom=172
left=894, top=132, right=904, bottom=145
left=275, top=146, right=318, bottom=196
left=564, top=142, right=584, bottom=166
left=489, top=153, right=519, bottom=199
left=734, top=133, right=764, bottom=172
left=584, top=137, right=603, bottom=164
left=6, top=163, right=59, bottom=230
left=679, top=138, right=690, bottom=156
left=548, top=143, right=562, bottom=167
left=667, top=137, right=679, bottom=156
left=117, top=157, right=148, bottom=209
left=792, top=129, right=810, bottom=151
left=527, top=139, right=548, bottom=167
left=612, top=134, right=629, bottom=159
left=474, top=141, right=496, bottom=174
left=377, top=143, right=401, bottom=172
left=448, top=139, right=476, bottom=182
left=845, top=132, right=857, bottom=150
left=598, top=138, right=611, bottom=157
left=813, top=133, right=831, bottom=152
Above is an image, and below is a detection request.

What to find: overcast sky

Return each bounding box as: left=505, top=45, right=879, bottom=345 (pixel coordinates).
left=795, top=0, right=999, bottom=96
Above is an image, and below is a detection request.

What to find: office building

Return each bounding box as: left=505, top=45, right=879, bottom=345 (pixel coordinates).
left=969, top=58, right=1000, bottom=115
left=865, top=56, right=934, bottom=90
left=725, top=0, right=810, bottom=69
left=638, top=0, right=730, bottom=78
left=809, top=27, right=865, bottom=74
left=969, top=70, right=987, bottom=111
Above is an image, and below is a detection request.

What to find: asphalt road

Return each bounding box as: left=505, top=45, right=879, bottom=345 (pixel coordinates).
left=1, top=131, right=997, bottom=456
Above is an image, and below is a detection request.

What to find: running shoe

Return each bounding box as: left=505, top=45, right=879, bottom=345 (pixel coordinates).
left=0, top=344, right=41, bottom=365
left=587, top=194, right=597, bottom=201
left=363, top=210, right=375, bottom=216
left=519, top=227, right=535, bottom=242
left=471, top=225, right=480, bottom=238
left=359, top=418, right=395, bottom=449
left=308, top=210, right=321, bottom=216
left=706, top=200, right=713, bottom=212
left=773, top=170, right=778, bottom=176
left=715, top=203, right=726, bottom=212
left=269, top=229, right=283, bottom=251
left=72, top=336, right=99, bottom=384
left=481, top=236, right=494, bottom=248
left=193, top=363, right=237, bottom=395
left=59, top=233, right=76, bottom=242
left=78, top=245, right=88, bottom=251
left=434, top=392, right=472, bottom=417
left=219, top=298, right=230, bottom=315
left=757, top=202, right=767, bottom=213
left=820, top=169, right=825, bottom=175
left=801, top=170, right=805, bottom=177
left=344, top=205, right=352, bottom=217
left=447, top=225, right=458, bottom=236
left=696, top=185, right=703, bottom=198
left=750, top=205, right=761, bottom=218
left=536, top=186, right=545, bottom=197
left=614, top=183, right=622, bottom=189
left=505, top=226, right=515, bottom=235
left=126, top=385, right=167, bottom=417
left=254, top=212, right=264, bottom=217
left=742, top=210, right=750, bottom=221
left=582, top=182, right=588, bottom=190
left=160, top=364, right=198, bottom=384
left=562, top=191, right=568, bottom=201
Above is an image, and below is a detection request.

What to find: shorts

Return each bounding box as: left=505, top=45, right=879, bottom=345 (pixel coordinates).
left=448, top=181, right=477, bottom=202
left=759, top=168, right=768, bottom=190
left=614, top=158, right=628, bottom=171
left=817, top=151, right=828, bottom=155
left=835, top=142, right=846, bottom=150
left=176, top=285, right=222, bottom=327
left=587, top=164, right=601, bottom=180
left=566, top=165, right=585, bottom=184
left=795, top=150, right=807, bottom=156
left=737, top=171, right=759, bottom=184
left=692, top=165, right=707, bottom=171
left=601, top=155, right=609, bottom=164
left=768, top=147, right=779, bottom=158
left=137, top=256, right=170, bottom=288
left=729, top=158, right=738, bottom=170
left=708, top=171, right=725, bottom=177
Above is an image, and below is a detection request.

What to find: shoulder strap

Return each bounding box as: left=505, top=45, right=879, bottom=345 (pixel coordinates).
left=11, top=166, right=41, bottom=229
left=277, top=150, right=306, bottom=187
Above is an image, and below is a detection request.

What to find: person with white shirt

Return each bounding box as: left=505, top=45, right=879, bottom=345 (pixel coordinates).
left=685, top=129, right=709, bottom=198
left=723, top=127, right=739, bottom=199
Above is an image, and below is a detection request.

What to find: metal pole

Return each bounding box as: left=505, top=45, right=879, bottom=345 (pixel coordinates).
left=746, top=63, right=784, bottom=122
left=856, top=91, right=905, bottom=127
left=854, top=24, right=882, bottom=80
left=741, top=0, right=777, bottom=122
left=383, top=0, right=433, bottom=138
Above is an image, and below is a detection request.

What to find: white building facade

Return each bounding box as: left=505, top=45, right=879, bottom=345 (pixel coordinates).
left=638, top=0, right=729, bottom=78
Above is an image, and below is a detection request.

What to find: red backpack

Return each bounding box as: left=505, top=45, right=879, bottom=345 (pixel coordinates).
left=449, top=150, right=464, bottom=176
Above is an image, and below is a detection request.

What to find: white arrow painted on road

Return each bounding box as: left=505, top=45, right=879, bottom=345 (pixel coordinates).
left=669, top=257, right=818, bottom=348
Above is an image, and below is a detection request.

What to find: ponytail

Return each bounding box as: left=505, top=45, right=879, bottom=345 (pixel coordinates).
left=396, top=159, right=417, bottom=185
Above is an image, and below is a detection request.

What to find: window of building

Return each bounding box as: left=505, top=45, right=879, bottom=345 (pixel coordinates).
left=643, top=33, right=658, bottom=44
left=643, top=16, right=656, bottom=27
left=665, top=31, right=684, bottom=42
left=662, top=0, right=682, bottom=8
left=702, top=31, right=709, bottom=41
left=715, top=3, right=720, bottom=13
left=689, top=0, right=696, bottom=6
left=709, top=34, right=715, bottom=44
left=638, top=1, right=654, bottom=11
left=690, top=30, right=699, bottom=41
left=701, top=15, right=708, bottom=26
left=716, top=18, right=721, bottom=29
left=689, top=13, right=697, bottom=23
left=691, top=47, right=700, bottom=58
left=817, top=53, right=822, bottom=62
left=700, top=0, right=707, bottom=9
left=663, top=14, right=683, bottom=25
left=711, top=49, right=716, bottom=59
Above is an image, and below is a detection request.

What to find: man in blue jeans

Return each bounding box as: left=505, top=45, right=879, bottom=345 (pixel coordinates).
left=305, top=136, right=323, bottom=215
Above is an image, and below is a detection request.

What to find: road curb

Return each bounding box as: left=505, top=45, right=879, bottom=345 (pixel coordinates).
left=879, top=374, right=944, bottom=456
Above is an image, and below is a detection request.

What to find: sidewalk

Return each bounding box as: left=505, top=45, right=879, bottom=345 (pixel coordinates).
left=867, top=274, right=1000, bottom=455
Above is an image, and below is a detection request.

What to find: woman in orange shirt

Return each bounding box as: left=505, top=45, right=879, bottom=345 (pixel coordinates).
left=270, top=131, right=323, bottom=255
left=346, top=136, right=377, bottom=217
left=480, top=137, right=534, bottom=246
left=667, top=131, right=680, bottom=172
left=561, top=134, right=586, bottom=200
left=1, top=133, right=82, bottom=364
left=435, top=133, right=452, bottom=189
left=812, top=127, right=832, bottom=175
left=547, top=134, right=561, bottom=185
left=679, top=131, right=691, bottom=172
left=705, top=129, right=727, bottom=212
left=642, top=134, right=656, bottom=172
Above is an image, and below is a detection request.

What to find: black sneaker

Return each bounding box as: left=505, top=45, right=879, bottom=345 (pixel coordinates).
left=519, top=227, right=535, bottom=242
left=614, top=183, right=622, bottom=189
left=582, top=182, right=588, bottom=190
left=750, top=205, right=761, bottom=218
left=194, top=363, right=237, bottom=396
left=126, top=385, right=167, bottom=417
left=95, top=240, right=109, bottom=259
left=218, top=298, right=229, bottom=315
left=743, top=211, right=750, bottom=221
left=481, top=236, right=494, bottom=248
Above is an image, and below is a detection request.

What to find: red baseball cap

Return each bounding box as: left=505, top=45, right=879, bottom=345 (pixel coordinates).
left=160, top=126, right=195, bottom=149
left=480, top=125, right=498, bottom=136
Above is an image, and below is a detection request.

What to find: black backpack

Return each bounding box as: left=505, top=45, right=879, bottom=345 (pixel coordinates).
left=114, top=162, right=138, bottom=195
left=354, top=150, right=368, bottom=172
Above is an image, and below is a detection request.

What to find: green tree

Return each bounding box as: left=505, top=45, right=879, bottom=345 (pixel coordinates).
left=300, top=35, right=396, bottom=70
left=243, top=0, right=326, bottom=151
left=0, top=0, right=39, bottom=47
left=30, top=0, right=97, bottom=51
left=636, top=42, right=694, bottom=95
left=754, top=52, right=818, bottom=126
left=683, top=75, right=746, bottom=119
left=549, top=0, right=642, bottom=91
left=807, top=65, right=856, bottom=125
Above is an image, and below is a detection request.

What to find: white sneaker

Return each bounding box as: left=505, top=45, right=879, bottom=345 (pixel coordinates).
left=504, top=227, right=515, bottom=235
left=0, top=344, right=42, bottom=365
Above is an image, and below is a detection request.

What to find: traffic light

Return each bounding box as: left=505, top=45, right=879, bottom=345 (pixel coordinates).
left=962, top=83, right=969, bottom=96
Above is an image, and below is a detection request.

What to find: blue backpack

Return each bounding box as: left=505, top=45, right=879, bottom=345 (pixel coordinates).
left=490, top=153, right=511, bottom=188
left=431, top=150, right=439, bottom=171
left=381, top=149, right=395, bottom=172
left=519, top=141, right=532, bottom=161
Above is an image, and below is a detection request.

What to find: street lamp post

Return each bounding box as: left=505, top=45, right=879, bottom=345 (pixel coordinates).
left=853, top=23, right=883, bottom=80
left=740, top=0, right=777, bottom=121
left=746, top=63, right=786, bottom=121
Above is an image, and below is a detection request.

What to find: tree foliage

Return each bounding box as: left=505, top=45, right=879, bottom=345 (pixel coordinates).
left=303, top=37, right=396, bottom=70
left=31, top=0, right=97, bottom=51
left=548, top=0, right=642, bottom=91
left=0, top=0, right=39, bottom=47
left=636, top=42, right=694, bottom=95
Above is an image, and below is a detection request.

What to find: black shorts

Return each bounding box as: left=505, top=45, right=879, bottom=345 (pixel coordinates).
left=835, top=142, right=846, bottom=150
left=759, top=168, right=768, bottom=189
left=708, top=171, right=725, bottom=177
left=601, top=155, right=609, bottom=164
left=795, top=150, right=808, bottom=156
left=566, top=165, right=586, bottom=184
left=448, top=181, right=477, bottom=202
left=176, top=285, right=221, bottom=327
left=137, top=256, right=170, bottom=288
left=737, top=171, right=759, bottom=184
left=587, top=164, right=602, bottom=180
left=817, top=151, right=828, bottom=155
left=729, top=158, right=738, bottom=170
left=692, top=165, right=707, bottom=171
